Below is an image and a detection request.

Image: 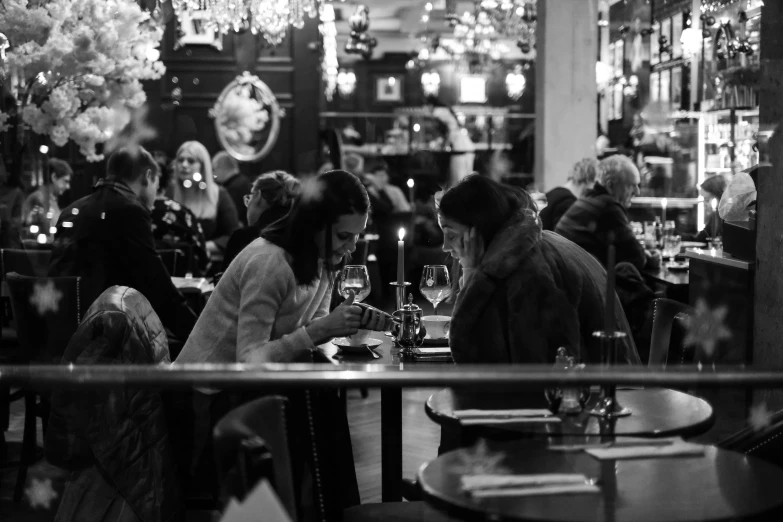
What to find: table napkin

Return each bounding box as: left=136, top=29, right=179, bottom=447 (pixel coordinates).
left=461, top=474, right=600, bottom=498
left=453, top=409, right=560, bottom=425
left=586, top=441, right=705, bottom=460
left=548, top=437, right=680, bottom=452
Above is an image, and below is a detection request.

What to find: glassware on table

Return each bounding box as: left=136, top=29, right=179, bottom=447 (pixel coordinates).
left=338, top=265, right=371, bottom=303
left=662, top=235, right=682, bottom=260
left=663, top=220, right=676, bottom=238
left=419, top=265, right=452, bottom=315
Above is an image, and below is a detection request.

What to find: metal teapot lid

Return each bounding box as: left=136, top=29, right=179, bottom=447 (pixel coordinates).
left=399, top=294, right=421, bottom=312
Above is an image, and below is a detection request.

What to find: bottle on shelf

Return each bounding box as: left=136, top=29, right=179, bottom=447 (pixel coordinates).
left=654, top=216, right=663, bottom=248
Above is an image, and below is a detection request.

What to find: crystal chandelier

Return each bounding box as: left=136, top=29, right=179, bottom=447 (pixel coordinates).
left=169, top=0, right=319, bottom=46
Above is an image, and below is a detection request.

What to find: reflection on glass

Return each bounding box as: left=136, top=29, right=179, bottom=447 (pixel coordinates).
left=420, top=265, right=451, bottom=315
left=339, top=265, right=371, bottom=303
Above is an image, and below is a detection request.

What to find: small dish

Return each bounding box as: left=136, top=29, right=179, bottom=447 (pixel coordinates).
left=681, top=241, right=707, bottom=249
left=666, top=261, right=689, bottom=271
left=333, top=337, right=383, bottom=353
left=422, top=336, right=449, bottom=347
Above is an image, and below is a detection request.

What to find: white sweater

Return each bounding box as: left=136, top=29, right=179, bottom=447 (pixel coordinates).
left=176, top=238, right=332, bottom=365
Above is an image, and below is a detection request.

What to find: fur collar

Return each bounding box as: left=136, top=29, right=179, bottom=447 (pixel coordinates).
left=476, top=209, right=541, bottom=280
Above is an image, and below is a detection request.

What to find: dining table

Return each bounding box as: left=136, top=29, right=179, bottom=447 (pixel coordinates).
left=418, top=438, right=783, bottom=522
left=318, top=333, right=453, bottom=502
left=171, top=276, right=214, bottom=313
left=425, top=388, right=715, bottom=453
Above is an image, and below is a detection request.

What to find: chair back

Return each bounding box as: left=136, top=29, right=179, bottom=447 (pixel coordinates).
left=157, top=248, right=185, bottom=276
left=5, top=272, right=81, bottom=364
left=648, top=298, right=697, bottom=369
left=213, top=395, right=297, bottom=519
left=720, top=409, right=783, bottom=470
left=1, top=248, right=52, bottom=278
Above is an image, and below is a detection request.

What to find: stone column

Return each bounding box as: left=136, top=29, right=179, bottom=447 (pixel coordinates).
left=535, top=0, right=599, bottom=191
left=754, top=0, right=783, bottom=409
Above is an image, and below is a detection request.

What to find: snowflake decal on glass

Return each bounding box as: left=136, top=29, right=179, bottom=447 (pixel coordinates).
left=29, top=280, right=63, bottom=315
left=426, top=277, right=434, bottom=287
left=749, top=401, right=772, bottom=432
left=451, top=439, right=511, bottom=476
left=683, top=298, right=731, bottom=358
left=25, top=477, right=58, bottom=509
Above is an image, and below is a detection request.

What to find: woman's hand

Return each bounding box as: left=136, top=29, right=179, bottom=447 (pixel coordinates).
left=306, top=291, right=363, bottom=344
left=459, top=227, right=485, bottom=269
left=358, top=303, right=394, bottom=332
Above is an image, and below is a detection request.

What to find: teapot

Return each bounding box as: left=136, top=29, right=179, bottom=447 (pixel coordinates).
left=391, top=294, right=427, bottom=353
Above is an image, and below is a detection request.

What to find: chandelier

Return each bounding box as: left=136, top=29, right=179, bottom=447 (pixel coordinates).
left=169, top=0, right=319, bottom=46
left=447, top=0, right=537, bottom=52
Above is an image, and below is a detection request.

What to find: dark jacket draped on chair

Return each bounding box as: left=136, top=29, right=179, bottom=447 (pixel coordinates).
left=449, top=210, right=640, bottom=365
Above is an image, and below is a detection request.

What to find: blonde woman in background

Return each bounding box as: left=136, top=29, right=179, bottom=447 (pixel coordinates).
left=170, top=141, right=240, bottom=261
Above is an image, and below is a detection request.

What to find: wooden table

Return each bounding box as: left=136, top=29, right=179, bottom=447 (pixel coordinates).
left=419, top=439, right=783, bottom=522
left=171, top=277, right=213, bottom=314
left=642, top=264, right=689, bottom=302
left=426, top=388, right=714, bottom=448
left=319, top=335, right=452, bottom=502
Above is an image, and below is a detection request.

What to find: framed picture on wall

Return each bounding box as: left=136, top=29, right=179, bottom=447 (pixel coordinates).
left=660, top=69, right=671, bottom=102
left=672, top=66, right=682, bottom=107
left=650, top=71, right=660, bottom=101
left=672, top=14, right=683, bottom=58
left=661, top=18, right=671, bottom=62
left=459, top=75, right=488, bottom=103
left=174, top=11, right=223, bottom=51
left=375, top=75, right=404, bottom=102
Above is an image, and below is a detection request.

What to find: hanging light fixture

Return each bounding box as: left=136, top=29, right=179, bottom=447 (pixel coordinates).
left=320, top=4, right=339, bottom=101
left=505, top=65, right=526, bottom=100
left=680, top=27, right=702, bottom=58
left=421, top=71, right=440, bottom=96
left=337, top=70, right=357, bottom=97
left=169, top=0, right=319, bottom=46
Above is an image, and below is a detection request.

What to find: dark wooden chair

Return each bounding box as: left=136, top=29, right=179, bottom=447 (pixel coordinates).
left=5, top=272, right=81, bottom=501
left=719, top=409, right=783, bottom=471
left=648, top=298, right=698, bottom=369
left=157, top=248, right=185, bottom=277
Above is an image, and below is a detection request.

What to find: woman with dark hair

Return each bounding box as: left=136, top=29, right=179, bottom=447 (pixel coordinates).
left=223, top=170, right=300, bottom=268
left=690, top=175, right=728, bottom=243
left=23, top=157, right=72, bottom=229
left=438, top=174, right=639, bottom=365
left=177, top=169, right=392, bottom=365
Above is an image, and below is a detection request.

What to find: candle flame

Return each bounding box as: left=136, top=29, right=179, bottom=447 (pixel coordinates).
left=407, top=178, right=414, bottom=188
left=711, top=198, right=718, bottom=211
left=398, top=228, right=405, bottom=241
left=661, top=198, right=668, bottom=208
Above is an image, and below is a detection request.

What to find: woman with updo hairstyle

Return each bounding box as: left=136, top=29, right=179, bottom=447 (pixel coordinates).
left=170, top=140, right=240, bottom=262
left=437, top=174, right=639, bottom=365
left=223, top=170, right=301, bottom=268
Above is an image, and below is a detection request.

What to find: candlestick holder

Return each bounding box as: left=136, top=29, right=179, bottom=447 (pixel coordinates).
left=389, top=282, right=411, bottom=311
left=589, top=330, right=632, bottom=418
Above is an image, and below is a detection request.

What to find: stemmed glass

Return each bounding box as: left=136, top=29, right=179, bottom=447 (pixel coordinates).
left=419, top=265, right=452, bottom=315
left=338, top=265, right=371, bottom=302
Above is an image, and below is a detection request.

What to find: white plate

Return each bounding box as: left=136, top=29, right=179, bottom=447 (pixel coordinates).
left=333, top=337, right=383, bottom=353
left=682, top=241, right=707, bottom=249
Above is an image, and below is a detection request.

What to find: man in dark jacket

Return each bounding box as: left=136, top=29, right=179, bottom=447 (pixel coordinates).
left=540, top=158, right=599, bottom=231
left=212, top=151, right=251, bottom=226
left=555, top=155, right=660, bottom=271
left=49, top=147, right=197, bottom=352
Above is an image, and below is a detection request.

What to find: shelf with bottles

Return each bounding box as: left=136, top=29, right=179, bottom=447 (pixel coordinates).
left=700, top=107, right=759, bottom=174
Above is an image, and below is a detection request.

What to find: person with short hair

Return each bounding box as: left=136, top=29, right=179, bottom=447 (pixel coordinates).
left=437, top=174, right=639, bottom=365
left=23, top=157, right=72, bottom=229
left=539, top=158, right=599, bottom=231
left=212, top=151, right=252, bottom=226
left=556, top=155, right=661, bottom=271
left=223, top=170, right=301, bottom=268
left=49, top=147, right=197, bottom=353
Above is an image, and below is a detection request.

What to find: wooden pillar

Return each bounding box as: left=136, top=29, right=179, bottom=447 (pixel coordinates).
left=535, top=0, right=598, bottom=191
left=753, top=1, right=783, bottom=409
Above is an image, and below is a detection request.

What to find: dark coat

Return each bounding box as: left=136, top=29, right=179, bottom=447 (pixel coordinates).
left=223, top=205, right=291, bottom=269
left=221, top=173, right=252, bottom=226
left=46, top=286, right=183, bottom=522
left=540, top=187, right=576, bottom=231
left=555, top=183, right=647, bottom=271
left=49, top=179, right=197, bottom=343
left=449, top=211, right=639, bottom=365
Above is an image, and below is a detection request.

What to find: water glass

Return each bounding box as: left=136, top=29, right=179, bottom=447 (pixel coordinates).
left=663, top=235, right=682, bottom=259
left=338, top=265, right=371, bottom=303
left=419, top=265, right=451, bottom=315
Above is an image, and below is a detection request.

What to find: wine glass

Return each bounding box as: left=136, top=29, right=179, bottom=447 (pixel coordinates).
left=338, top=265, right=371, bottom=302
left=419, top=265, right=452, bottom=315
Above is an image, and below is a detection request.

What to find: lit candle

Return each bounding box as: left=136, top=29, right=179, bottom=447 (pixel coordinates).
left=605, top=243, right=616, bottom=335
left=397, top=228, right=405, bottom=284
left=407, top=178, right=415, bottom=205
left=661, top=197, right=668, bottom=227
left=711, top=198, right=718, bottom=239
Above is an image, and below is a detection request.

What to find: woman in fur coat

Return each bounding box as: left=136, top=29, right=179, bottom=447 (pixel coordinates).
left=437, top=175, right=640, bottom=365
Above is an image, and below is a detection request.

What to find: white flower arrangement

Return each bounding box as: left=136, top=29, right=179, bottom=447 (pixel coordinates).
left=0, top=0, right=165, bottom=161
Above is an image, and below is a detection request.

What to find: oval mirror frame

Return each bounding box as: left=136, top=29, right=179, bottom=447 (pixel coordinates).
left=211, top=71, right=283, bottom=163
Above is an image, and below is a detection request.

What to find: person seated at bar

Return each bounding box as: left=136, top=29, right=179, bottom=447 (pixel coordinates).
left=212, top=151, right=252, bottom=226
left=170, top=141, right=240, bottom=263
left=555, top=155, right=661, bottom=271
left=438, top=174, right=639, bottom=365
left=150, top=152, right=209, bottom=274
left=223, top=170, right=300, bottom=268
left=23, top=157, right=72, bottom=230
left=539, top=158, right=599, bottom=231
left=688, top=175, right=728, bottom=243
left=177, top=168, right=393, bottom=366
left=49, top=147, right=197, bottom=354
